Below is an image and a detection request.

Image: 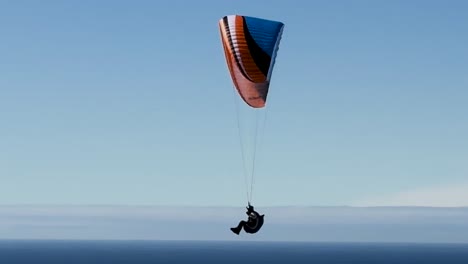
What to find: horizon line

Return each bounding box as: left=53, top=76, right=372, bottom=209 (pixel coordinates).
left=1, top=204, right=467, bottom=209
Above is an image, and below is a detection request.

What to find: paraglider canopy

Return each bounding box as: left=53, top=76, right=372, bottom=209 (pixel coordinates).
left=219, top=15, right=284, bottom=108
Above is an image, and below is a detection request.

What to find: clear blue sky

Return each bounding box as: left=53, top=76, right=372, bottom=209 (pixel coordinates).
left=1, top=0, right=467, bottom=207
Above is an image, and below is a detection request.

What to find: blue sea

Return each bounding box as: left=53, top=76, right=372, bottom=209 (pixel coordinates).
left=1, top=240, right=467, bottom=263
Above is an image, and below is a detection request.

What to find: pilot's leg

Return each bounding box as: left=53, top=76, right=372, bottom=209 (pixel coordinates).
left=230, top=220, right=246, bottom=235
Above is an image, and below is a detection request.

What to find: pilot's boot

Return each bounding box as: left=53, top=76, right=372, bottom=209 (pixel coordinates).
left=230, top=227, right=241, bottom=235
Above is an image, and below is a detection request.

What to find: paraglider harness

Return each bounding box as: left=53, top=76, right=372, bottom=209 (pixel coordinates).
left=243, top=203, right=264, bottom=234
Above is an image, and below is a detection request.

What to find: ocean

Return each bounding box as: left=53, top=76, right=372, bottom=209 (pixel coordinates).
left=1, top=240, right=467, bottom=263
